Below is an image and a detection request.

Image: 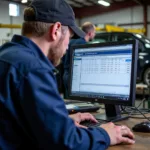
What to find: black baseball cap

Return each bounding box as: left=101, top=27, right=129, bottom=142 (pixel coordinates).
left=24, top=0, right=85, bottom=38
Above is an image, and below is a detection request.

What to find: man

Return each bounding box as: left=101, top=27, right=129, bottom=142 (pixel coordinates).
left=0, top=0, right=135, bottom=149
left=63, top=22, right=96, bottom=98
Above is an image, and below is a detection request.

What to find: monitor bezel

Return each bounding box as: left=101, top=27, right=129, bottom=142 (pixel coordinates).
left=68, top=40, right=138, bottom=107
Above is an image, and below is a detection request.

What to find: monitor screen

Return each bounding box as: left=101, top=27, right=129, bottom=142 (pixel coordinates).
left=68, top=41, right=138, bottom=107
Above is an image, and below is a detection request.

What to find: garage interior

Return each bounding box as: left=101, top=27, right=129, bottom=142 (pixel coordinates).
left=1, top=0, right=150, bottom=149
left=0, top=0, right=150, bottom=132
left=0, top=0, right=150, bottom=110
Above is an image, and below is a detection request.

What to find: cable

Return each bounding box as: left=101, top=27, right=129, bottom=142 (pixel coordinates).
left=129, top=106, right=150, bottom=121
left=136, top=98, right=146, bottom=108
left=121, top=98, right=146, bottom=113
left=120, top=97, right=150, bottom=120
left=122, top=107, right=150, bottom=115
left=121, top=98, right=150, bottom=115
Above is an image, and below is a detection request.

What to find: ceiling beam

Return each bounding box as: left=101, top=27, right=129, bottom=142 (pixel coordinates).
left=72, top=0, right=84, bottom=6
left=86, top=0, right=96, bottom=5
left=73, top=1, right=138, bottom=18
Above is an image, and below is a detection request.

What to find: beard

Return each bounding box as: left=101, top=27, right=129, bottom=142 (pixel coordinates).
left=48, top=35, right=65, bottom=67
left=89, top=37, right=94, bottom=42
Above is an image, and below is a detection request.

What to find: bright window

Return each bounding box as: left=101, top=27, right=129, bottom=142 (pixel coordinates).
left=9, top=3, right=19, bottom=17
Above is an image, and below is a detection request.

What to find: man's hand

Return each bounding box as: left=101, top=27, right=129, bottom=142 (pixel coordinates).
left=100, top=122, right=135, bottom=145
left=69, top=112, right=98, bottom=128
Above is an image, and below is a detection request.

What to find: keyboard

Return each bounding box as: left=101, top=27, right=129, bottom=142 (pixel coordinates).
left=80, top=120, right=107, bottom=127
left=65, top=100, right=84, bottom=104
left=65, top=102, right=100, bottom=114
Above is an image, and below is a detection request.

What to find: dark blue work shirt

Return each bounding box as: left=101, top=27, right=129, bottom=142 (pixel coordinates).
left=0, top=35, right=110, bottom=150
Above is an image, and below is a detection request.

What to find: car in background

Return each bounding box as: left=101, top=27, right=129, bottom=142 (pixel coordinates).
left=90, top=32, right=150, bottom=85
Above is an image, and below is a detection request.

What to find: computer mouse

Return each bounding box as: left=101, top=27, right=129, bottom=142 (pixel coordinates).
left=132, top=121, right=150, bottom=133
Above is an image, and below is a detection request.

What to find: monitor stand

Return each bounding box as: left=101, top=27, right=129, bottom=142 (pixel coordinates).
left=94, top=104, right=129, bottom=122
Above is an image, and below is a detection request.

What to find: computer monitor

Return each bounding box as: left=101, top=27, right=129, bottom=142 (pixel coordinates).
left=68, top=40, right=138, bottom=122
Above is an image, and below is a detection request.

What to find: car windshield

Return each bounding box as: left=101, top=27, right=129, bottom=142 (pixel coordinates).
left=134, top=33, right=150, bottom=49
left=89, top=33, right=110, bottom=44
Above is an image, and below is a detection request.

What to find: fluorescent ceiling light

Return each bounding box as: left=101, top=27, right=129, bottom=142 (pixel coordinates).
left=98, top=0, right=110, bottom=6
left=21, top=0, right=28, bottom=3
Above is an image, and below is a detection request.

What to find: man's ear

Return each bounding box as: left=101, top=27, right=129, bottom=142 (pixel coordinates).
left=49, top=22, right=61, bottom=41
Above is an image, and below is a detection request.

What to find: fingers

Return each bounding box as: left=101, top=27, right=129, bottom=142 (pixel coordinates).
left=87, top=113, right=98, bottom=123
left=121, top=137, right=135, bottom=144
left=75, top=122, right=87, bottom=129
left=121, top=126, right=135, bottom=139
left=116, top=125, right=135, bottom=144
left=80, top=113, right=98, bottom=123
left=69, top=112, right=98, bottom=124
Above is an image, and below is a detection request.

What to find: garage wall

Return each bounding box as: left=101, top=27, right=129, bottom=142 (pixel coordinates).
left=0, top=1, right=80, bottom=45
left=81, top=6, right=143, bottom=25
left=0, top=1, right=26, bottom=45
left=80, top=6, right=150, bottom=39
left=0, top=1, right=150, bottom=46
